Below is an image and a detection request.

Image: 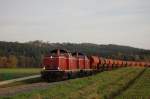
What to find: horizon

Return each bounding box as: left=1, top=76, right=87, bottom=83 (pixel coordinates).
left=0, top=0, right=150, bottom=49
left=0, top=40, right=150, bottom=50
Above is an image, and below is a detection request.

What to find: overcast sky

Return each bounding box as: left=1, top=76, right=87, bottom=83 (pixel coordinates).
left=0, top=0, right=150, bottom=49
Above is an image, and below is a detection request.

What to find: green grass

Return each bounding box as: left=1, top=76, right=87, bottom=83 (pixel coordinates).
left=0, top=68, right=41, bottom=81
left=1, top=67, right=146, bottom=99
left=116, top=68, right=150, bottom=99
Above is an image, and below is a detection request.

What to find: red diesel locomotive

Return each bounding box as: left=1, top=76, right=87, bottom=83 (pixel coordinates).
left=41, top=49, right=150, bottom=81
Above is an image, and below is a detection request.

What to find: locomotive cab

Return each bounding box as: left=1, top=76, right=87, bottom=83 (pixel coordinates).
left=43, top=49, right=71, bottom=70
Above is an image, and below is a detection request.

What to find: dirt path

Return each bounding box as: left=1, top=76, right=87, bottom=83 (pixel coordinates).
left=0, top=81, right=63, bottom=96
left=0, top=75, right=41, bottom=86
left=0, top=82, right=48, bottom=96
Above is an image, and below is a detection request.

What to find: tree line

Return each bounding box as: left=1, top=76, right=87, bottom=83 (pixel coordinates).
left=0, top=40, right=150, bottom=68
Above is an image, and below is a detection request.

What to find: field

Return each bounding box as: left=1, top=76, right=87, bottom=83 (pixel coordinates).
left=1, top=67, right=149, bottom=99
left=0, top=68, right=41, bottom=81
left=116, top=68, right=150, bottom=99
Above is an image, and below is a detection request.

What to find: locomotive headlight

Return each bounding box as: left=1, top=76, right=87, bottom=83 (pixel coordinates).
left=43, top=66, right=45, bottom=70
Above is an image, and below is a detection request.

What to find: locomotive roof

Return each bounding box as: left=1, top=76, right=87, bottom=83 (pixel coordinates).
left=50, top=49, right=70, bottom=53
left=72, top=52, right=85, bottom=56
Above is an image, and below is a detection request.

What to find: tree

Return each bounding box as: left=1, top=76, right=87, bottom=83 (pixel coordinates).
left=18, top=56, right=27, bottom=68
left=7, top=55, right=18, bottom=68
left=0, top=56, right=2, bottom=67
left=0, top=56, right=7, bottom=67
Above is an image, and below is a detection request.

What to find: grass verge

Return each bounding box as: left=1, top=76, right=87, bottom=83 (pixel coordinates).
left=115, top=68, right=150, bottom=99
left=0, top=67, right=145, bottom=99
left=0, top=68, right=41, bottom=81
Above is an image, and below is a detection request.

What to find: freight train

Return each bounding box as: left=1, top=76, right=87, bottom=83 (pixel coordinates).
left=41, top=49, right=150, bottom=81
